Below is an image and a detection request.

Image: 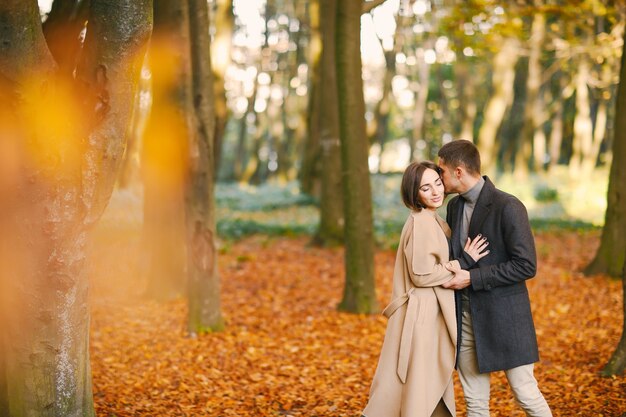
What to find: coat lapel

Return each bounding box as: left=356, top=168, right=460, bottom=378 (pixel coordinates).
left=468, top=176, right=494, bottom=238
left=449, top=196, right=464, bottom=258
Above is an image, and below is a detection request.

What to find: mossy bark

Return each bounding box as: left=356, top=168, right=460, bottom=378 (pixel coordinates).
left=335, top=0, right=377, bottom=314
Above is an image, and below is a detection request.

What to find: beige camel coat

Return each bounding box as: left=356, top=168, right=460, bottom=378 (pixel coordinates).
left=363, top=209, right=458, bottom=417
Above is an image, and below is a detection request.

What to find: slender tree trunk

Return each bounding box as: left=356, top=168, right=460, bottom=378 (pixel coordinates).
left=211, top=0, right=233, bottom=177
left=335, top=0, right=377, bottom=314
left=118, top=58, right=151, bottom=189
left=585, top=29, right=626, bottom=278
left=187, top=0, right=224, bottom=334
left=515, top=10, right=545, bottom=178
left=370, top=12, right=401, bottom=169
left=548, top=75, right=565, bottom=172
left=582, top=61, right=613, bottom=175
left=601, top=255, right=626, bottom=375
left=142, top=1, right=190, bottom=301
left=0, top=1, right=152, bottom=415
left=477, top=37, right=519, bottom=175
left=456, top=52, right=477, bottom=142
left=412, top=44, right=431, bottom=160
left=300, top=0, right=322, bottom=196
left=233, top=80, right=257, bottom=181
left=315, top=0, right=344, bottom=246
left=569, top=57, right=593, bottom=177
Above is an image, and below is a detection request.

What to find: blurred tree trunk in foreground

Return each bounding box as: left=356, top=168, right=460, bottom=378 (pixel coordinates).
left=186, top=0, right=224, bottom=334
left=0, top=0, right=152, bottom=414
left=142, top=0, right=189, bottom=301
left=335, top=0, right=377, bottom=314
left=585, top=28, right=626, bottom=280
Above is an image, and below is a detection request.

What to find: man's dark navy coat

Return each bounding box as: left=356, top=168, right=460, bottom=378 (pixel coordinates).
left=447, top=177, right=539, bottom=373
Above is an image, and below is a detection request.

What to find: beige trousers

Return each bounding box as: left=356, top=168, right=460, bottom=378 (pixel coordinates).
left=458, top=312, right=552, bottom=417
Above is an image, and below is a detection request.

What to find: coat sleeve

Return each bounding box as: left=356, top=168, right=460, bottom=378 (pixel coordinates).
left=407, top=213, right=458, bottom=287
left=469, top=198, right=537, bottom=291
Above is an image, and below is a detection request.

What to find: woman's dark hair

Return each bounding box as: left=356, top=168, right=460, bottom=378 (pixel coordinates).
left=401, top=161, right=442, bottom=211
left=437, top=139, right=481, bottom=175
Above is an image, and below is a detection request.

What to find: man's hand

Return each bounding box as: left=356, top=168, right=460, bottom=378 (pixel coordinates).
left=442, top=262, right=471, bottom=290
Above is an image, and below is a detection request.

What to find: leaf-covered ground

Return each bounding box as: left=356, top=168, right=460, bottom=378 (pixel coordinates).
left=90, top=225, right=625, bottom=416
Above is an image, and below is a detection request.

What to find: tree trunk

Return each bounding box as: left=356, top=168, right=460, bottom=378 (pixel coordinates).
left=335, top=0, right=377, bottom=314
left=299, top=0, right=322, bottom=196
left=569, top=57, right=593, bottom=177
left=142, top=1, right=190, bottom=301
left=584, top=29, right=626, bottom=278
left=0, top=1, right=152, bottom=415
left=412, top=43, right=431, bottom=160
left=118, top=63, right=150, bottom=189
left=548, top=75, right=565, bottom=172
left=601, top=255, right=626, bottom=376
left=456, top=51, right=477, bottom=142
left=211, top=0, right=233, bottom=178
left=186, top=0, right=224, bottom=334
left=477, top=37, right=519, bottom=175
left=515, top=10, right=545, bottom=178
left=369, top=12, right=401, bottom=170
left=582, top=60, right=614, bottom=176
left=315, top=0, right=344, bottom=246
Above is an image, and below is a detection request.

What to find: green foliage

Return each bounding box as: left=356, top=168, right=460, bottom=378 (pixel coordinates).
left=216, top=182, right=316, bottom=211
left=534, top=185, right=559, bottom=202
left=529, top=218, right=599, bottom=231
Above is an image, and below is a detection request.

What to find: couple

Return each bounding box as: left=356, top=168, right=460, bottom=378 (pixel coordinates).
left=362, top=140, right=552, bottom=417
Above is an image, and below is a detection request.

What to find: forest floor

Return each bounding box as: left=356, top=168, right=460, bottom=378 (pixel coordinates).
left=89, top=220, right=625, bottom=416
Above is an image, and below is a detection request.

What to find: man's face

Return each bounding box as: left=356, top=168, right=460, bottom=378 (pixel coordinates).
left=437, top=159, right=461, bottom=194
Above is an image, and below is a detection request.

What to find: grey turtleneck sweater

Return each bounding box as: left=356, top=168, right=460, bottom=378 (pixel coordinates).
left=460, top=176, right=485, bottom=312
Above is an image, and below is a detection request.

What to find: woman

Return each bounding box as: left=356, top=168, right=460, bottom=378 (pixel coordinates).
left=362, top=161, right=489, bottom=417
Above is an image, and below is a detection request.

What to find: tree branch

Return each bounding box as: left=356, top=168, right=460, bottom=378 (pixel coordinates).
left=362, top=0, right=387, bottom=14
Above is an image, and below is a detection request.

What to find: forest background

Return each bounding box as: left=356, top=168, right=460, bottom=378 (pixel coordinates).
left=0, top=0, right=625, bottom=415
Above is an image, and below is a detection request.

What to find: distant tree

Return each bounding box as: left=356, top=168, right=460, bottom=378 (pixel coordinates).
left=0, top=0, right=152, bottom=414
left=335, top=0, right=378, bottom=313
left=300, top=0, right=322, bottom=197
left=312, top=0, right=345, bottom=246
left=211, top=0, right=234, bottom=175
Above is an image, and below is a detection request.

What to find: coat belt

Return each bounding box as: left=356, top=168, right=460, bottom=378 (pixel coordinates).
left=382, top=287, right=419, bottom=384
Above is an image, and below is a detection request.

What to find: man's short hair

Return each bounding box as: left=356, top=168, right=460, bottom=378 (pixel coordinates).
left=437, top=139, right=481, bottom=175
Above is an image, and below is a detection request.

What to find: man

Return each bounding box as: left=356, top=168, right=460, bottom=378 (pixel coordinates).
left=437, top=140, right=552, bottom=417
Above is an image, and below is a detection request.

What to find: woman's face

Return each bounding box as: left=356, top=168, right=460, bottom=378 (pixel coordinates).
left=418, top=168, right=445, bottom=210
